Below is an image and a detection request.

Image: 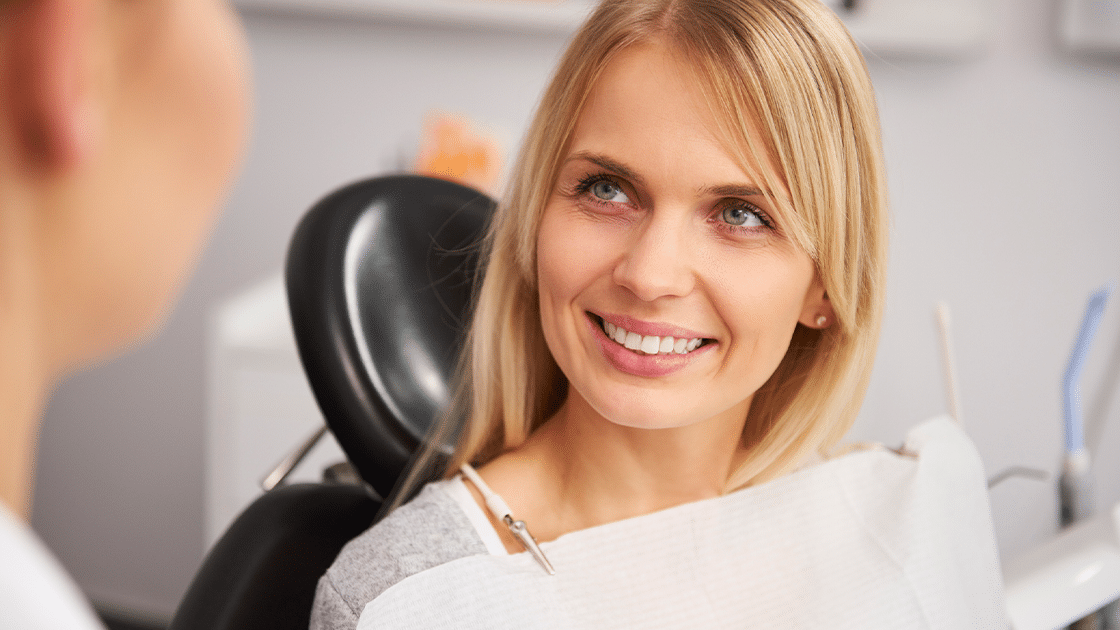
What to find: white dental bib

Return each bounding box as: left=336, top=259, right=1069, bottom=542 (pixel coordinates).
left=356, top=417, right=1007, bottom=629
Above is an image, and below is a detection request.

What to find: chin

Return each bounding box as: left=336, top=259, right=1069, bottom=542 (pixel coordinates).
left=68, top=280, right=183, bottom=372
left=585, top=391, right=704, bottom=431
left=607, top=416, right=694, bottom=431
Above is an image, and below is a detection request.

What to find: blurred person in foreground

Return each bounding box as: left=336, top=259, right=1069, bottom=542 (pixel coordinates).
left=0, top=0, right=250, bottom=627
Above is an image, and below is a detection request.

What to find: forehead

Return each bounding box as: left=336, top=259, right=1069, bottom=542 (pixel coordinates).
left=567, top=41, right=782, bottom=194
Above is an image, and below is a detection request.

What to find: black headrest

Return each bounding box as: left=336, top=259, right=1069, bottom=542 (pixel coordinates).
left=285, top=175, right=494, bottom=499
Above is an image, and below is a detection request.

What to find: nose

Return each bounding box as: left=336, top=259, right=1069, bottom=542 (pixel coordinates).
left=612, top=211, right=695, bottom=302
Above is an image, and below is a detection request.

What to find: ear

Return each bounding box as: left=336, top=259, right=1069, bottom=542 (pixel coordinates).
left=7, top=0, right=98, bottom=170
left=798, top=277, right=835, bottom=330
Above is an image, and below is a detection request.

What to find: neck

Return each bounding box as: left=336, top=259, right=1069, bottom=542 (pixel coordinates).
left=0, top=364, right=48, bottom=521
left=489, top=389, right=750, bottom=540
left=0, top=186, right=53, bottom=521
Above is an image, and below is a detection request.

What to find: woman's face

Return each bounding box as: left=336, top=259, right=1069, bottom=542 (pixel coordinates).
left=536, top=42, right=827, bottom=432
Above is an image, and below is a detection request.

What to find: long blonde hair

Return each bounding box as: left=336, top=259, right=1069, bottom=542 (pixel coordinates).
left=397, top=0, right=888, bottom=505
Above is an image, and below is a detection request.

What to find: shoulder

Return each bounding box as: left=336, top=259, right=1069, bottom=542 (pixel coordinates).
left=312, top=481, right=489, bottom=626
left=0, top=504, right=106, bottom=630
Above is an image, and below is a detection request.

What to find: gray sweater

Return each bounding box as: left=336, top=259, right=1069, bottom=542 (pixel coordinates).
left=309, top=483, right=486, bottom=630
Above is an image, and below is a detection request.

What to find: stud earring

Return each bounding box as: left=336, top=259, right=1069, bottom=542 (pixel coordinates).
left=815, top=315, right=827, bottom=327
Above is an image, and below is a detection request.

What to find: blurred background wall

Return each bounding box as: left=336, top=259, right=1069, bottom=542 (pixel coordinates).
left=29, top=0, right=1120, bottom=620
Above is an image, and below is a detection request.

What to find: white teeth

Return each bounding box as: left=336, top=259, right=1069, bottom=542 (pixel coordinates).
left=659, top=336, right=674, bottom=353
left=599, top=319, right=705, bottom=356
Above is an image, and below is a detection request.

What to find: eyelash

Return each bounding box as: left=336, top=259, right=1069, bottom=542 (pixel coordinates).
left=712, top=200, right=775, bottom=235
left=569, top=171, right=776, bottom=235
left=572, top=173, right=630, bottom=206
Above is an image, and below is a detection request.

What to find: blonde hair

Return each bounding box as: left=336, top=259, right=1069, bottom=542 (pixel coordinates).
left=399, top=0, right=888, bottom=504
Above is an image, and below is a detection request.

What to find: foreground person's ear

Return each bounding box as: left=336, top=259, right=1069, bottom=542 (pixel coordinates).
left=5, top=0, right=100, bottom=171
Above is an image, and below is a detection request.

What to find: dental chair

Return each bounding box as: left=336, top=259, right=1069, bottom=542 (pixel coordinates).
left=169, top=175, right=494, bottom=630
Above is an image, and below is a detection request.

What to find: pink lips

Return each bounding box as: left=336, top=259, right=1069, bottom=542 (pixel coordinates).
left=587, top=312, right=714, bottom=378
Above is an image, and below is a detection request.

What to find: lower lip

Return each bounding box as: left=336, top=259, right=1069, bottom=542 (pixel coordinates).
left=587, top=315, right=714, bottom=378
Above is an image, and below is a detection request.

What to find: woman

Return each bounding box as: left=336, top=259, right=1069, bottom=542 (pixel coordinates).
left=312, top=0, right=1005, bottom=627
left=0, top=0, right=249, bottom=627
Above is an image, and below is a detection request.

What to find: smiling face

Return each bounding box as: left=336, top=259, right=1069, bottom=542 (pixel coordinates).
left=536, top=41, right=829, bottom=433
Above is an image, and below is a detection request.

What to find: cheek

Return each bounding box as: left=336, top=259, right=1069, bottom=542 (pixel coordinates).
left=130, top=1, right=248, bottom=278
left=536, top=207, right=581, bottom=337
left=126, top=0, right=249, bottom=219
left=535, top=205, right=618, bottom=352
left=537, top=205, right=613, bottom=299
left=711, top=252, right=815, bottom=354
left=169, top=0, right=250, bottom=216
left=57, top=1, right=250, bottom=362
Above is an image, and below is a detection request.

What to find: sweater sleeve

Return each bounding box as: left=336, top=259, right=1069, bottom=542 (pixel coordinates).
left=307, top=482, right=491, bottom=629
left=310, top=573, right=359, bottom=630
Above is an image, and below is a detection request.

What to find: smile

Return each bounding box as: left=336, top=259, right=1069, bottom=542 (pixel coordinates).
left=594, top=316, right=708, bottom=356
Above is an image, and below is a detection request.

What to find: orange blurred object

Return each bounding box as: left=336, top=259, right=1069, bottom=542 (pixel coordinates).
left=414, top=113, right=504, bottom=196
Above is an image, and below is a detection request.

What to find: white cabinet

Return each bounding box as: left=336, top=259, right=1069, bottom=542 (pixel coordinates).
left=206, top=274, right=346, bottom=546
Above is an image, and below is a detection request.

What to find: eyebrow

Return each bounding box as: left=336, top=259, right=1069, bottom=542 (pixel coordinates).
left=565, top=151, right=771, bottom=199
left=702, top=184, right=766, bottom=198
left=565, top=152, right=647, bottom=189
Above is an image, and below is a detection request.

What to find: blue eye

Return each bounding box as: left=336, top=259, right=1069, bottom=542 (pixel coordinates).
left=721, top=204, right=764, bottom=228
left=589, top=179, right=630, bottom=203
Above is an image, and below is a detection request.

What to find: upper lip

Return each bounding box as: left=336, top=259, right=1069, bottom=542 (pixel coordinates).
left=592, top=312, right=712, bottom=341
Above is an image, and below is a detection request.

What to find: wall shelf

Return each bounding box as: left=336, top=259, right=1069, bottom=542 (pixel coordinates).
left=235, top=0, right=596, bottom=33
left=1059, top=0, right=1120, bottom=54
left=235, top=0, right=993, bottom=56
left=826, top=0, right=991, bottom=58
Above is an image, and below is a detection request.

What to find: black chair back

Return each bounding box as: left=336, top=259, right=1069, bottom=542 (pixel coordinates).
left=285, top=174, right=494, bottom=500
left=170, top=175, right=493, bottom=630
left=169, top=483, right=379, bottom=630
